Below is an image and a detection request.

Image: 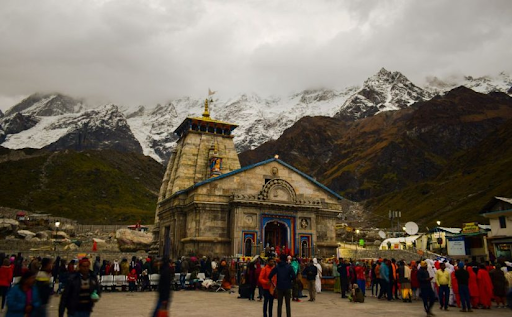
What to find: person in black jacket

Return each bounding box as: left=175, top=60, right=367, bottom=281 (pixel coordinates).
left=337, top=258, right=349, bottom=298
left=269, top=254, right=296, bottom=317
left=302, top=259, right=318, bottom=301
left=454, top=262, right=472, bottom=312
left=36, top=258, right=54, bottom=317
left=417, top=261, right=435, bottom=316
left=59, top=257, right=100, bottom=317
left=152, top=257, right=172, bottom=317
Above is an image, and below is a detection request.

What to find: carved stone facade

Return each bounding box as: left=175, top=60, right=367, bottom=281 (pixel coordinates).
left=154, top=104, right=352, bottom=258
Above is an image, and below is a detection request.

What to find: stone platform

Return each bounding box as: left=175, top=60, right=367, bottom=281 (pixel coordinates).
left=35, top=288, right=512, bottom=317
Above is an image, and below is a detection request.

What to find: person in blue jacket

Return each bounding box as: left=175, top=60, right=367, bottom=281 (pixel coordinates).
left=6, top=271, right=41, bottom=317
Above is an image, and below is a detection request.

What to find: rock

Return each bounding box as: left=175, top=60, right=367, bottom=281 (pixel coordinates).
left=115, top=229, right=152, bottom=252
left=17, top=230, right=36, bottom=239
left=64, top=243, right=79, bottom=251
left=60, top=224, right=76, bottom=236
left=36, top=231, right=49, bottom=240
left=5, top=235, right=15, bottom=240
left=55, top=231, right=69, bottom=239
left=374, top=240, right=382, bottom=246
left=0, top=218, right=19, bottom=236
left=31, top=237, right=40, bottom=242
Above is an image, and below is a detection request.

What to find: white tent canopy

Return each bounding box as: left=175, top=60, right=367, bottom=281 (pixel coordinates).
left=379, top=235, right=421, bottom=250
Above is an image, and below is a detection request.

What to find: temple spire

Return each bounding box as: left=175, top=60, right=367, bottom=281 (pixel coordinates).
left=202, top=98, right=210, bottom=118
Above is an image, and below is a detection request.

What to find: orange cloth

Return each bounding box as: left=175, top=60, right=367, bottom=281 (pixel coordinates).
left=392, top=263, right=397, bottom=279
left=259, top=265, right=277, bottom=290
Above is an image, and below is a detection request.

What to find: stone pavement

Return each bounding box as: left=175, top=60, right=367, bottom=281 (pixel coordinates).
left=39, top=289, right=511, bottom=317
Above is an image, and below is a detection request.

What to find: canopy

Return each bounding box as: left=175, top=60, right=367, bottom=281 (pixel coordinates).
left=379, top=235, right=421, bottom=250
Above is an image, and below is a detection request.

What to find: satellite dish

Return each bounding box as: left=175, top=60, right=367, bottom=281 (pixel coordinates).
left=378, top=230, right=386, bottom=239
left=405, top=222, right=419, bottom=235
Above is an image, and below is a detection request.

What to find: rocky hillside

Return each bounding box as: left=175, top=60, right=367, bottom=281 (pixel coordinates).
left=0, top=147, right=164, bottom=224
left=239, top=88, right=512, bottom=226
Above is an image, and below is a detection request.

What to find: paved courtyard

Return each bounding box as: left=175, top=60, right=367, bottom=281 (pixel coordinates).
left=40, top=288, right=511, bottom=317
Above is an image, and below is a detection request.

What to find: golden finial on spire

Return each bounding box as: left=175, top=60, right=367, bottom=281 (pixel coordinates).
left=202, top=98, right=210, bottom=118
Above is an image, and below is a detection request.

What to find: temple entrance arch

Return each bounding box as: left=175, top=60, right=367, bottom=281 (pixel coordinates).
left=261, top=214, right=297, bottom=255
left=244, top=238, right=253, bottom=256
left=263, top=220, right=289, bottom=249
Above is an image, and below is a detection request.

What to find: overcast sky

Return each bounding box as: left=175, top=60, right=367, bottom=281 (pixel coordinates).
left=0, top=0, right=511, bottom=111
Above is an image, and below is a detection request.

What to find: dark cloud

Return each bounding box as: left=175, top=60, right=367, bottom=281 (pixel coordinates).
left=0, top=0, right=511, bottom=110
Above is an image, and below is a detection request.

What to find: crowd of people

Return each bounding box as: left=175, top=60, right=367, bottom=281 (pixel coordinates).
left=333, top=256, right=512, bottom=314
left=0, top=251, right=511, bottom=316
left=0, top=252, right=175, bottom=317
left=236, top=254, right=512, bottom=317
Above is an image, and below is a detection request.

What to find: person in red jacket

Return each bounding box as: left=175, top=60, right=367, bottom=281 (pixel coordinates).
left=0, top=258, right=13, bottom=310
left=451, top=267, right=460, bottom=308
left=355, top=262, right=366, bottom=296
left=259, top=258, right=277, bottom=317
left=476, top=264, right=493, bottom=309
left=127, top=269, right=137, bottom=292
left=467, top=266, right=480, bottom=308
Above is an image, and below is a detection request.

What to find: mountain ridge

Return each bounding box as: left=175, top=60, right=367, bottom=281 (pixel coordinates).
left=0, top=69, right=510, bottom=164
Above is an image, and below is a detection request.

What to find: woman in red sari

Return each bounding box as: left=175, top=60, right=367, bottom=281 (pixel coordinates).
left=476, top=264, right=493, bottom=309
left=450, top=266, right=460, bottom=308
left=467, top=266, right=480, bottom=308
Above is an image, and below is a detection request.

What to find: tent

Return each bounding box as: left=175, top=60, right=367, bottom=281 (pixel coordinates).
left=379, top=235, right=421, bottom=250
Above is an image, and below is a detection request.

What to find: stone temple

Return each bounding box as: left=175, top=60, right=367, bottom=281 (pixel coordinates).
left=154, top=98, right=354, bottom=258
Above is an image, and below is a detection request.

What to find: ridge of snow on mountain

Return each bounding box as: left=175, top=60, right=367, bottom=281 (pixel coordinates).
left=1, top=69, right=511, bottom=163
left=425, top=72, right=512, bottom=96
left=335, top=68, right=432, bottom=119
left=4, top=93, right=84, bottom=117
left=126, top=87, right=360, bottom=162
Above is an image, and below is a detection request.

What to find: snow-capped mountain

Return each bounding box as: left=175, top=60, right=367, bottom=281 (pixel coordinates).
left=4, top=93, right=84, bottom=117
left=1, top=69, right=510, bottom=164
left=3, top=104, right=141, bottom=153
left=425, top=72, right=512, bottom=96
left=335, top=68, right=433, bottom=119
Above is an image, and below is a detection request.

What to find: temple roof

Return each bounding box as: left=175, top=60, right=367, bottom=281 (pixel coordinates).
left=169, top=157, right=344, bottom=201
left=174, top=98, right=238, bottom=137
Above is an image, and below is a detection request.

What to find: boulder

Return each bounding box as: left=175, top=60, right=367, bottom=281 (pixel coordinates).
left=115, top=229, right=152, bottom=252
left=60, top=224, right=76, bottom=236
left=17, top=230, right=36, bottom=240
left=36, top=231, right=49, bottom=240
left=64, top=243, right=79, bottom=251
left=0, top=219, right=19, bottom=236
left=55, top=231, right=69, bottom=239
left=31, top=237, right=41, bottom=242
left=0, top=220, right=18, bottom=237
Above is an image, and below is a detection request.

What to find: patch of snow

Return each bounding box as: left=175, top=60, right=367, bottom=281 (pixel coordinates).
left=3, top=116, right=71, bottom=149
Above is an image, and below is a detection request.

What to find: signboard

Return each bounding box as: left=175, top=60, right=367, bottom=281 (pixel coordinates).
left=447, top=236, right=466, bottom=256
left=359, top=239, right=365, bottom=246
left=335, top=224, right=345, bottom=229
left=345, top=226, right=353, bottom=232
left=462, top=222, right=479, bottom=234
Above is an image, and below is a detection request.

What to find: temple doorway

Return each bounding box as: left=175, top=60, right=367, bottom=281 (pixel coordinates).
left=264, top=220, right=289, bottom=248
